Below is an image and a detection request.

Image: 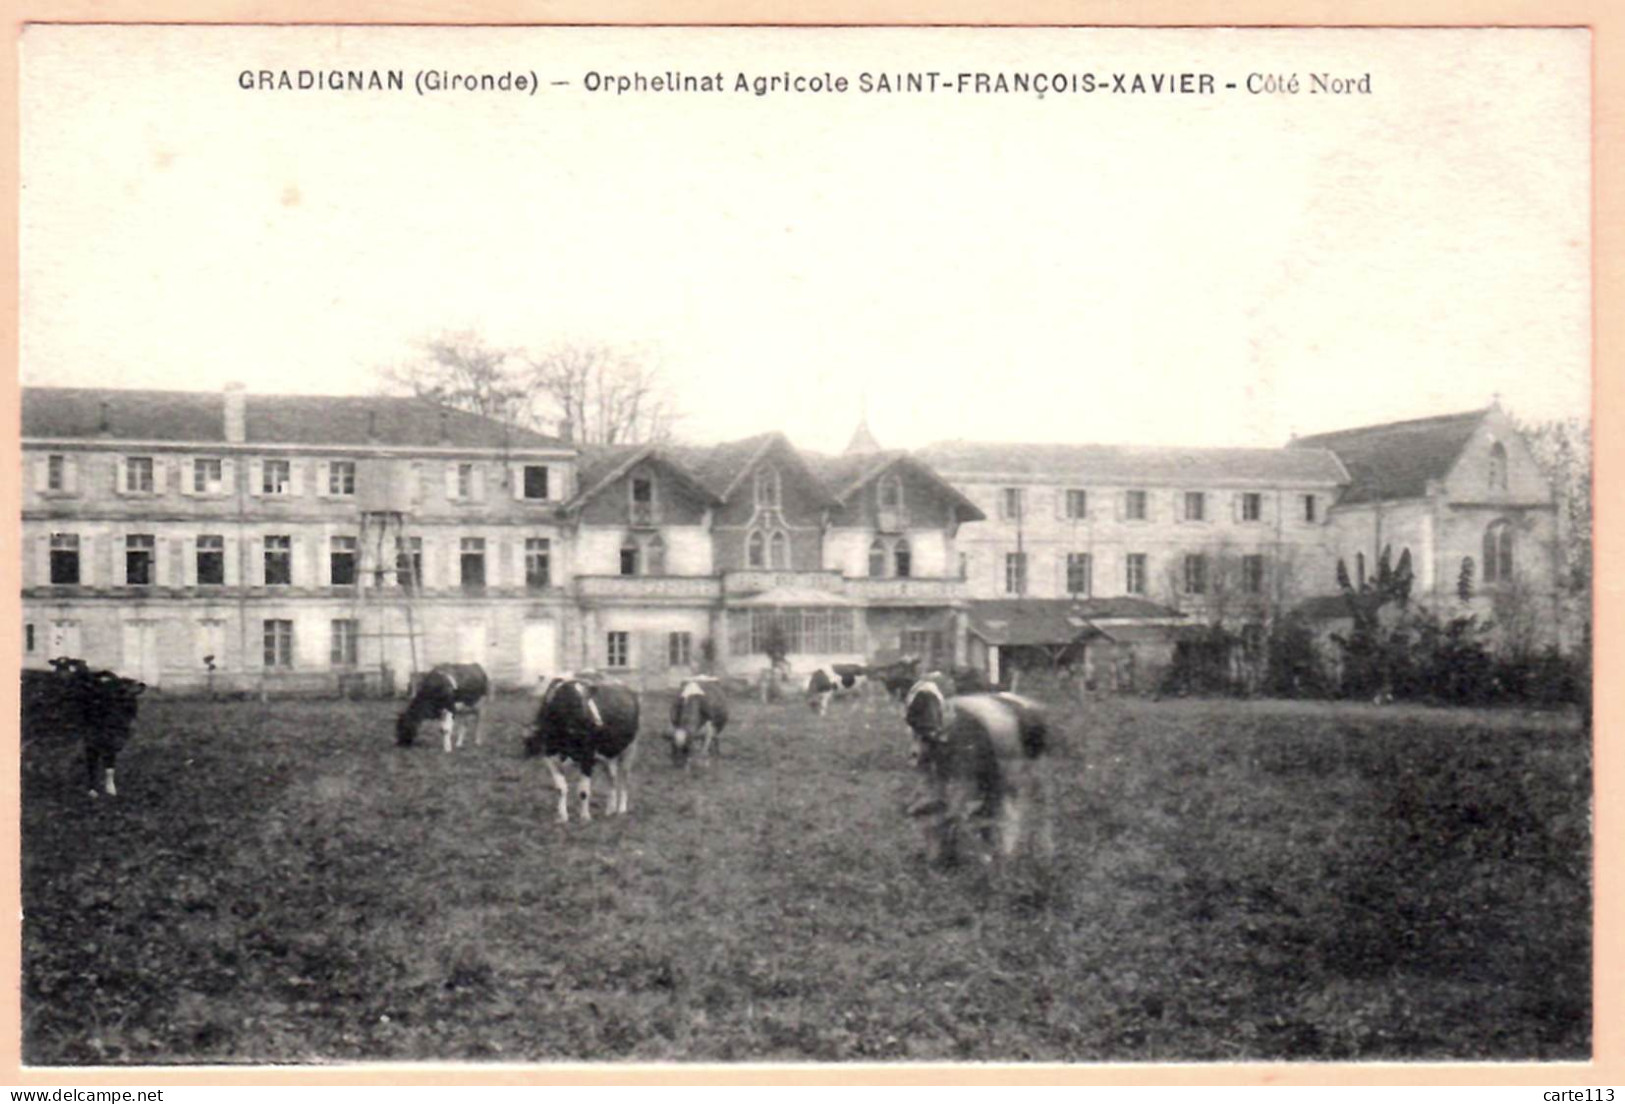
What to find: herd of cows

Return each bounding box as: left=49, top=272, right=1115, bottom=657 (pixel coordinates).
left=21, top=654, right=1055, bottom=866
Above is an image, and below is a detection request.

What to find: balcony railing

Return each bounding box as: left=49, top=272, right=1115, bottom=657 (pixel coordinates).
left=844, top=576, right=969, bottom=602
left=723, top=570, right=845, bottom=595
left=575, top=575, right=723, bottom=601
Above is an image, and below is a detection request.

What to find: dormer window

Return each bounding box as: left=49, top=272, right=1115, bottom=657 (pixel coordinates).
left=878, top=475, right=903, bottom=510
left=755, top=466, right=781, bottom=508
left=631, top=473, right=656, bottom=524
left=1488, top=442, right=1508, bottom=492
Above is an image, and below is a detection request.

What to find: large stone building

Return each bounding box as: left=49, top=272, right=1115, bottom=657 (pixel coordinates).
left=21, top=386, right=1562, bottom=693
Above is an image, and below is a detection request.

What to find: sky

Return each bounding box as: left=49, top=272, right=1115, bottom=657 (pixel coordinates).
left=20, top=26, right=1591, bottom=454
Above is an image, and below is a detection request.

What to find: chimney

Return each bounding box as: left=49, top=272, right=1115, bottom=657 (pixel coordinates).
left=223, top=383, right=246, bottom=444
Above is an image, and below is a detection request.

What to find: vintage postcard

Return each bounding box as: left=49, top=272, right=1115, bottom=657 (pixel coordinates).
left=12, top=21, right=1599, bottom=1080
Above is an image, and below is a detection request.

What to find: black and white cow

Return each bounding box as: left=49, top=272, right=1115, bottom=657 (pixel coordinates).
left=22, top=658, right=146, bottom=798
left=805, top=664, right=867, bottom=715
left=909, top=690, right=1055, bottom=868
left=525, top=676, right=640, bottom=823
left=395, top=663, right=490, bottom=752
left=669, top=677, right=729, bottom=769
left=903, top=671, right=958, bottom=767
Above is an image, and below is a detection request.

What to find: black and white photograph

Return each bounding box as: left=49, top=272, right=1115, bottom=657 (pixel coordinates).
left=16, top=24, right=1594, bottom=1069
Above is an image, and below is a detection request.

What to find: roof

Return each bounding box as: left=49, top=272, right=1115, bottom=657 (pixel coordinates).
left=21, top=387, right=563, bottom=450
left=844, top=415, right=882, bottom=455
left=802, top=450, right=988, bottom=521
left=916, top=440, right=1348, bottom=486
left=733, top=585, right=857, bottom=608
left=967, top=597, right=1183, bottom=647
left=1290, top=408, right=1488, bottom=505
left=566, top=443, right=724, bottom=510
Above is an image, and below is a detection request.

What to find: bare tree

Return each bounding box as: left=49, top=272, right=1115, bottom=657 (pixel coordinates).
left=378, top=330, right=532, bottom=425
left=523, top=342, right=681, bottom=445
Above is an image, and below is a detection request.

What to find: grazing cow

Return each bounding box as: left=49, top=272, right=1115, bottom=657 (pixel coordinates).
left=525, top=676, right=640, bottom=823
left=22, top=658, right=146, bottom=798
left=805, top=667, right=836, bottom=715
left=395, top=663, right=490, bottom=752
left=830, top=663, right=868, bottom=697
left=913, top=691, right=1055, bottom=869
left=669, top=677, right=729, bottom=769
left=875, top=655, right=923, bottom=703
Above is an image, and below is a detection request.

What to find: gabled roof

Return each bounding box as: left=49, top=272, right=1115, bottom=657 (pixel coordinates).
left=917, top=440, right=1348, bottom=486
left=967, top=597, right=1183, bottom=646
left=665, top=433, right=841, bottom=507
left=1289, top=408, right=1489, bottom=505
left=21, top=387, right=563, bottom=450
left=802, top=450, right=988, bottom=521
left=565, top=443, right=725, bottom=511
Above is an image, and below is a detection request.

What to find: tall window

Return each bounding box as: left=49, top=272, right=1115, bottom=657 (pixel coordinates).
left=769, top=531, right=790, bottom=569
left=631, top=475, right=656, bottom=524
left=456, top=463, right=476, bottom=500
left=262, top=459, right=291, bottom=495
left=396, top=537, right=423, bottom=592
left=1488, top=443, right=1508, bottom=491
left=1184, top=492, right=1206, bottom=522
left=460, top=537, right=487, bottom=591
left=330, top=536, right=358, bottom=586
left=25, top=624, right=34, bottom=653
left=330, top=619, right=359, bottom=666
left=264, top=535, right=292, bottom=586
left=755, top=466, right=781, bottom=508
left=1065, top=489, right=1088, bottom=520
left=1066, top=552, right=1092, bottom=595
left=1124, top=490, right=1148, bottom=521
left=878, top=475, right=903, bottom=510
left=1000, top=487, right=1024, bottom=520
left=193, top=458, right=224, bottom=494
left=1303, top=495, right=1318, bottom=523
left=606, top=631, right=630, bottom=668
left=50, top=534, right=80, bottom=585
left=263, top=619, right=294, bottom=669
left=1126, top=553, right=1147, bottom=596
left=126, top=534, right=155, bottom=586
left=646, top=534, right=667, bottom=576
left=619, top=537, right=640, bottom=577
left=525, top=538, right=552, bottom=591
left=893, top=538, right=912, bottom=579
left=329, top=460, right=357, bottom=496
left=1241, top=493, right=1263, bottom=522
left=868, top=538, right=888, bottom=578
left=196, top=535, right=225, bottom=586
left=747, top=530, right=767, bottom=568
left=1183, top=554, right=1208, bottom=595
left=1004, top=552, right=1027, bottom=595
left=669, top=631, right=692, bottom=667
left=523, top=465, right=550, bottom=501
left=1483, top=520, right=1515, bottom=584
left=125, top=456, right=155, bottom=494
left=1243, top=554, right=1265, bottom=595
left=46, top=454, right=66, bottom=492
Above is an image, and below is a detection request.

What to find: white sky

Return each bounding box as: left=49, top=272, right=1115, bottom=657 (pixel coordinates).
left=20, top=26, right=1591, bottom=453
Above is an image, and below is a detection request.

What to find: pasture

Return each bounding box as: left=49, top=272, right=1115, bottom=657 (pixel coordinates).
left=22, top=690, right=1590, bottom=1065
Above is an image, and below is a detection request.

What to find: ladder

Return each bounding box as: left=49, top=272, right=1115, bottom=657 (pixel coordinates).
left=354, top=509, right=422, bottom=697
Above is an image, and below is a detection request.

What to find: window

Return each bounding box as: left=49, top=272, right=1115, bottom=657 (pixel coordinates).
left=878, top=474, right=903, bottom=510
left=460, top=537, right=487, bottom=591
left=631, top=475, right=656, bottom=524
left=525, top=538, right=552, bottom=591
left=1065, top=489, right=1088, bottom=520
left=49, top=533, right=80, bottom=585
left=331, top=536, right=358, bottom=587
left=1303, top=495, right=1318, bottom=523
left=1126, top=553, right=1147, bottom=596
left=1183, top=554, right=1208, bottom=595
left=1483, top=520, right=1515, bottom=584
left=456, top=463, right=475, bottom=500
left=1184, top=492, right=1206, bottom=522
left=769, top=531, right=790, bottom=569
left=669, top=631, right=692, bottom=668
left=1125, top=490, right=1148, bottom=521
left=331, top=619, right=359, bottom=666
left=646, top=534, right=667, bottom=576
left=1488, top=443, right=1508, bottom=492
left=126, top=534, right=155, bottom=586
left=193, top=458, right=224, bottom=495
left=902, top=629, right=945, bottom=669
left=1005, top=552, right=1028, bottom=595
left=619, top=537, right=640, bottom=577
left=607, top=631, right=630, bottom=668
left=25, top=624, right=35, bottom=653
left=523, top=465, right=550, bottom=501
left=1000, top=487, right=1024, bottom=520
left=197, top=535, right=225, bottom=586
left=330, top=460, right=357, bottom=496
left=755, top=466, right=781, bottom=508
left=263, top=619, right=294, bottom=669
left=1241, top=493, right=1263, bottom=522
left=747, top=530, right=767, bottom=568
left=1066, top=552, right=1092, bottom=596
left=732, top=608, right=858, bottom=656
left=264, top=535, right=292, bottom=586
left=1243, top=554, right=1265, bottom=595
left=958, top=552, right=969, bottom=580
left=126, top=456, right=155, bottom=494
left=46, top=454, right=66, bottom=492
left=395, top=537, right=423, bottom=592
left=262, top=459, right=291, bottom=495
left=893, top=538, right=912, bottom=579
left=868, top=539, right=888, bottom=578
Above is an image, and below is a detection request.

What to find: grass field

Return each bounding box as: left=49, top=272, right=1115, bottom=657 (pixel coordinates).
left=21, top=690, right=1591, bottom=1065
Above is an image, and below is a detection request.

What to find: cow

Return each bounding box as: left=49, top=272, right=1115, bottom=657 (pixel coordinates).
left=525, top=676, right=640, bottom=823
left=22, top=658, right=145, bottom=798
left=806, top=664, right=867, bottom=715
left=903, top=671, right=958, bottom=767
left=910, top=691, right=1055, bottom=870
left=668, top=677, right=729, bottom=769
left=806, top=667, right=836, bottom=715
left=395, top=663, right=490, bottom=753
left=874, top=655, right=923, bottom=703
